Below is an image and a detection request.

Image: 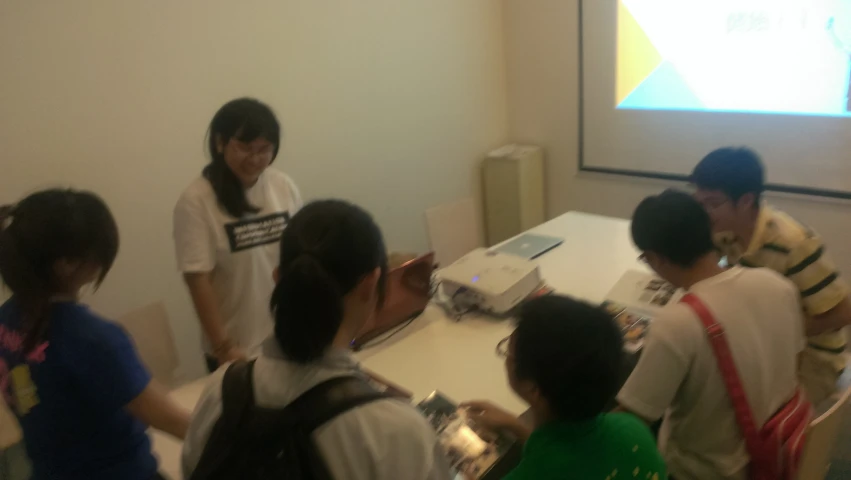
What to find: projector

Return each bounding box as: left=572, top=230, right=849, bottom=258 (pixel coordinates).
left=438, top=248, right=542, bottom=315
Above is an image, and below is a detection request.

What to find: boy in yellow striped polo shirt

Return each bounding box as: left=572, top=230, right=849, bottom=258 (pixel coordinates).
left=691, top=147, right=851, bottom=405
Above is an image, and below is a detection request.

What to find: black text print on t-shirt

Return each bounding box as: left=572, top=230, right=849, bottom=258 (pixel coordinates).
left=225, top=212, right=291, bottom=252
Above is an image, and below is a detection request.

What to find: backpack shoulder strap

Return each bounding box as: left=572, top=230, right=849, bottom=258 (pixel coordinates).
left=189, top=360, right=257, bottom=480
left=238, top=374, right=392, bottom=480
left=680, top=294, right=763, bottom=456
left=287, top=375, right=392, bottom=433
left=220, top=359, right=257, bottom=429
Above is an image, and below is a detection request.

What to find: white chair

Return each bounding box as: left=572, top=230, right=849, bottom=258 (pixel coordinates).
left=118, top=302, right=180, bottom=388
left=424, top=197, right=484, bottom=267
left=796, top=386, right=851, bottom=480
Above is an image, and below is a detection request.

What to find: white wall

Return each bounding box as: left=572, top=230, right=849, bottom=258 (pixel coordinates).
left=502, top=0, right=851, bottom=275
left=0, top=0, right=508, bottom=379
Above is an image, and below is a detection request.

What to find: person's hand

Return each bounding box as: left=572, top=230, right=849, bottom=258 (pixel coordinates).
left=216, top=346, right=246, bottom=365
left=460, top=400, right=519, bottom=431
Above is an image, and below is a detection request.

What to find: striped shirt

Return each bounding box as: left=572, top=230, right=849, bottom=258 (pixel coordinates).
left=716, top=204, right=849, bottom=370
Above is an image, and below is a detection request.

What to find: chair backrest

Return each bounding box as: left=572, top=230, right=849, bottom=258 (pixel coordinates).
left=424, top=198, right=483, bottom=267
left=117, top=301, right=180, bottom=387
left=796, top=386, right=851, bottom=480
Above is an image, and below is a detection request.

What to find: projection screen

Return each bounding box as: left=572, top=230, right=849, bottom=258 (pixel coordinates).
left=580, top=0, right=851, bottom=198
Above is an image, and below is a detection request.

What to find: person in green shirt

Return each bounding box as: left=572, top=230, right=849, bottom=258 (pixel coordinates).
left=463, top=295, right=667, bottom=480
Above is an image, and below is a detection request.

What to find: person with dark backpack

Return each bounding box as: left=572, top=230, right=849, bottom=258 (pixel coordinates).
left=181, top=200, right=453, bottom=480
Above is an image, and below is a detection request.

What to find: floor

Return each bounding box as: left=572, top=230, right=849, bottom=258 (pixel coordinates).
left=826, top=367, right=851, bottom=479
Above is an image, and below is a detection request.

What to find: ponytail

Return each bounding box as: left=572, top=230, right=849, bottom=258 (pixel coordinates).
left=270, top=200, right=388, bottom=364
left=203, top=161, right=260, bottom=218
left=271, top=255, right=343, bottom=363
left=0, top=204, right=51, bottom=353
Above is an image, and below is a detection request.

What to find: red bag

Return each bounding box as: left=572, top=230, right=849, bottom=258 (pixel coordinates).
left=681, top=294, right=812, bottom=480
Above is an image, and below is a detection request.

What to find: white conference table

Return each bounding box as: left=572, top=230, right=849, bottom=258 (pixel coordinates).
left=151, top=211, right=647, bottom=479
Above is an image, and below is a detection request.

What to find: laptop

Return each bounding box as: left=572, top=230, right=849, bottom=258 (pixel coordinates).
left=351, top=251, right=435, bottom=350
left=492, top=233, right=564, bottom=260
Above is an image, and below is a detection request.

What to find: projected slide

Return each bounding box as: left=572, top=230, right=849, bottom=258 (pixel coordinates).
left=617, top=0, right=851, bottom=116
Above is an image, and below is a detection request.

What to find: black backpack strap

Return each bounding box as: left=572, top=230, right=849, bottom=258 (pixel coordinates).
left=269, top=375, right=392, bottom=480
left=190, top=368, right=390, bottom=480
left=189, top=359, right=256, bottom=480
left=220, top=359, right=256, bottom=430
left=291, top=375, right=392, bottom=433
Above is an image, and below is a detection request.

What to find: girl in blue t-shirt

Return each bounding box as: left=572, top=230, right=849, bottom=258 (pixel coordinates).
left=0, top=189, right=190, bottom=480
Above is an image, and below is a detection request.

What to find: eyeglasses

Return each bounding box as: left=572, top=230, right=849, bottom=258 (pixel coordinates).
left=496, top=335, right=510, bottom=358
left=235, top=141, right=275, bottom=158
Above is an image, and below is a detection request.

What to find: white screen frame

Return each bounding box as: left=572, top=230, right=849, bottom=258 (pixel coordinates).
left=578, top=0, right=851, bottom=200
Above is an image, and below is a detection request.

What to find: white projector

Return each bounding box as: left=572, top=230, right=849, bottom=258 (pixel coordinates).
left=438, top=248, right=542, bottom=315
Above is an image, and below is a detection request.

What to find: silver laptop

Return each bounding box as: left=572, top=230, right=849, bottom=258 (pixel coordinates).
left=492, top=233, right=564, bottom=260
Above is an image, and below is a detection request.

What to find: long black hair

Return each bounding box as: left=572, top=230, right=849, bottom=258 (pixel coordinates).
left=271, top=200, right=388, bottom=363
left=204, top=98, right=281, bottom=218
left=0, top=189, right=119, bottom=352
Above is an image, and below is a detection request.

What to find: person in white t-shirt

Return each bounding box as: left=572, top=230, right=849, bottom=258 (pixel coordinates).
left=182, top=200, right=453, bottom=480
left=617, top=190, right=805, bottom=480
left=173, top=98, right=303, bottom=372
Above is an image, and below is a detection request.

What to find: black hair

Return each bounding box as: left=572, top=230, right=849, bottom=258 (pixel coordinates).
left=691, top=147, right=765, bottom=203
left=271, top=200, right=388, bottom=363
left=513, top=295, right=623, bottom=422
left=631, top=189, right=715, bottom=268
left=0, top=189, right=119, bottom=352
left=204, top=98, right=281, bottom=218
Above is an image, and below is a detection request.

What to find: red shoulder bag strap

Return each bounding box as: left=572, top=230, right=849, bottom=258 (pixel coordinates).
left=680, top=294, right=764, bottom=460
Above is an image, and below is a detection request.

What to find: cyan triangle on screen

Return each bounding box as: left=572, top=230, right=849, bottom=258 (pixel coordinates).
left=619, top=61, right=705, bottom=111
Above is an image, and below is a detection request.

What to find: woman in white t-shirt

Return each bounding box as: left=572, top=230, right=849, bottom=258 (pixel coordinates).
left=173, top=98, right=302, bottom=372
